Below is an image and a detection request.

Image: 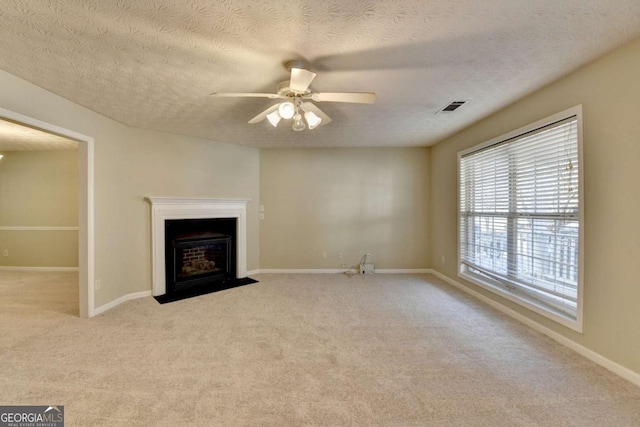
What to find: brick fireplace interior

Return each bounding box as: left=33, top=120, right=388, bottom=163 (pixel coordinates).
left=164, top=217, right=237, bottom=295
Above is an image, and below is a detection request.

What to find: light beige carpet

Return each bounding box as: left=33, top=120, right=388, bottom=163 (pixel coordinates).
left=1, top=271, right=639, bottom=426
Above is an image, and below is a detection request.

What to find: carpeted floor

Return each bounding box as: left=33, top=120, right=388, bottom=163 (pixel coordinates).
left=1, top=271, right=639, bottom=426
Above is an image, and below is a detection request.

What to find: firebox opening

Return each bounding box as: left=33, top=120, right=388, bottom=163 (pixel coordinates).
left=164, top=218, right=237, bottom=295
left=174, top=234, right=230, bottom=283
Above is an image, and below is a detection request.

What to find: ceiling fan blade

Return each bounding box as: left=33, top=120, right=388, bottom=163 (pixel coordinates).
left=289, top=68, right=317, bottom=94
left=310, top=92, right=377, bottom=104
left=300, top=102, right=332, bottom=125
left=248, top=104, right=280, bottom=124
left=210, top=92, right=283, bottom=99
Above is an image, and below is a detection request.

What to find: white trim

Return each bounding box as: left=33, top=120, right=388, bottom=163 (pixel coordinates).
left=0, top=266, right=79, bottom=272
left=0, top=226, right=78, bottom=231
left=459, top=270, right=581, bottom=332
left=82, top=134, right=95, bottom=318
left=254, top=268, right=432, bottom=274
left=431, top=269, right=640, bottom=388
left=575, top=105, right=585, bottom=334
left=0, top=107, right=94, bottom=319
left=145, top=197, right=250, bottom=296
left=255, top=269, right=350, bottom=274
left=92, top=290, right=152, bottom=316
left=457, top=105, right=583, bottom=157
left=145, top=197, right=251, bottom=206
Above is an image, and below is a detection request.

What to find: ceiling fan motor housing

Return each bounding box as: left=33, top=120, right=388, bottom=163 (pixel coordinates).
left=276, top=81, right=310, bottom=97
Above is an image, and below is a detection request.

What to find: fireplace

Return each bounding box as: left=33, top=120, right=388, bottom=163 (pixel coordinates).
left=145, top=198, right=250, bottom=297
left=165, top=218, right=236, bottom=294
left=174, top=236, right=230, bottom=284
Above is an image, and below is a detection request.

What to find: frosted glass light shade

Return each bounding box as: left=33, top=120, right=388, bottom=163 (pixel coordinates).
left=292, top=113, right=306, bottom=131
left=304, top=111, right=322, bottom=129
left=278, top=102, right=295, bottom=119
left=266, top=111, right=281, bottom=127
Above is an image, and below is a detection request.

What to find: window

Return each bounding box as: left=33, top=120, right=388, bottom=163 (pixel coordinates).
left=458, top=106, right=583, bottom=331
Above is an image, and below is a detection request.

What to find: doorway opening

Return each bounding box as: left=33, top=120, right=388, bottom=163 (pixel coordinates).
left=0, top=107, right=94, bottom=317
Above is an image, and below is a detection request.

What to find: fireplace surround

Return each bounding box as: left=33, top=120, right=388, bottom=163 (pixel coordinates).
left=145, top=197, right=250, bottom=296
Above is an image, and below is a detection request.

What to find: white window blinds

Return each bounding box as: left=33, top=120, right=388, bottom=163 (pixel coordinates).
left=459, top=114, right=581, bottom=324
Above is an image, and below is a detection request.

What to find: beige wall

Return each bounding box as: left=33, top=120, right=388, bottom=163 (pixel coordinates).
left=95, top=127, right=260, bottom=308
left=260, top=148, right=430, bottom=269
left=429, top=38, right=640, bottom=373
left=0, top=150, right=78, bottom=267
left=0, top=230, right=78, bottom=267
left=0, top=70, right=260, bottom=307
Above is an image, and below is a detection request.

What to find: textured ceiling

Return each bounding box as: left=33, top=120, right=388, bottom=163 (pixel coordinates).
left=0, top=118, right=78, bottom=151
left=0, top=1, right=639, bottom=148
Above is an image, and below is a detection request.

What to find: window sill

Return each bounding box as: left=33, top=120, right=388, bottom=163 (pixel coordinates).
left=459, top=269, right=583, bottom=333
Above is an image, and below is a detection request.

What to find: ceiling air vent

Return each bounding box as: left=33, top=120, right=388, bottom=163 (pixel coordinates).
left=436, top=101, right=466, bottom=114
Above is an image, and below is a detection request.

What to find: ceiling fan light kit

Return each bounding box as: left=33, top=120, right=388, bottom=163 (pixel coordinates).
left=278, top=101, right=295, bottom=119
left=292, top=113, right=306, bottom=132
left=266, top=110, right=281, bottom=127
left=211, top=61, right=376, bottom=132
left=304, top=110, right=322, bottom=129
left=268, top=98, right=318, bottom=131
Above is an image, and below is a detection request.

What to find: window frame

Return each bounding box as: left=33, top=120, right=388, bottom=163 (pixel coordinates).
left=457, top=105, right=584, bottom=332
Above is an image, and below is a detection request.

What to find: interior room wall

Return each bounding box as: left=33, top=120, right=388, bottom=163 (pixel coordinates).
left=0, top=69, right=260, bottom=308
left=429, top=37, right=640, bottom=375
left=0, top=150, right=78, bottom=267
left=260, top=147, right=430, bottom=270
left=96, top=126, right=260, bottom=306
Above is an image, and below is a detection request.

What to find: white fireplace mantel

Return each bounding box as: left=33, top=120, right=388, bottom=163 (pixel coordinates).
left=145, top=197, right=250, bottom=296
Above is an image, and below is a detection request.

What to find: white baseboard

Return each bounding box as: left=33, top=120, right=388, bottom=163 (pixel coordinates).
left=256, top=269, right=352, bottom=274
left=375, top=269, right=432, bottom=274
left=251, top=268, right=432, bottom=274
left=0, top=266, right=79, bottom=272
left=430, top=269, right=640, bottom=388
left=91, top=290, right=152, bottom=317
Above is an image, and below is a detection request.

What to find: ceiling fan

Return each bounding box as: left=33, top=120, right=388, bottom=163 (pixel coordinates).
left=211, top=60, right=376, bottom=131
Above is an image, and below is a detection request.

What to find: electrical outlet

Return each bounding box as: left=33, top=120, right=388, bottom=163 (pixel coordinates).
left=259, top=213, right=265, bottom=220
left=2, top=249, right=8, bottom=257
left=338, top=252, right=343, bottom=259
left=259, top=204, right=265, bottom=212
left=322, top=251, right=327, bottom=259
left=341, top=264, right=346, bottom=269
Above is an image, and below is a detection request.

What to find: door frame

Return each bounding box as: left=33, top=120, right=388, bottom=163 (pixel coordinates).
left=0, top=106, right=94, bottom=317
